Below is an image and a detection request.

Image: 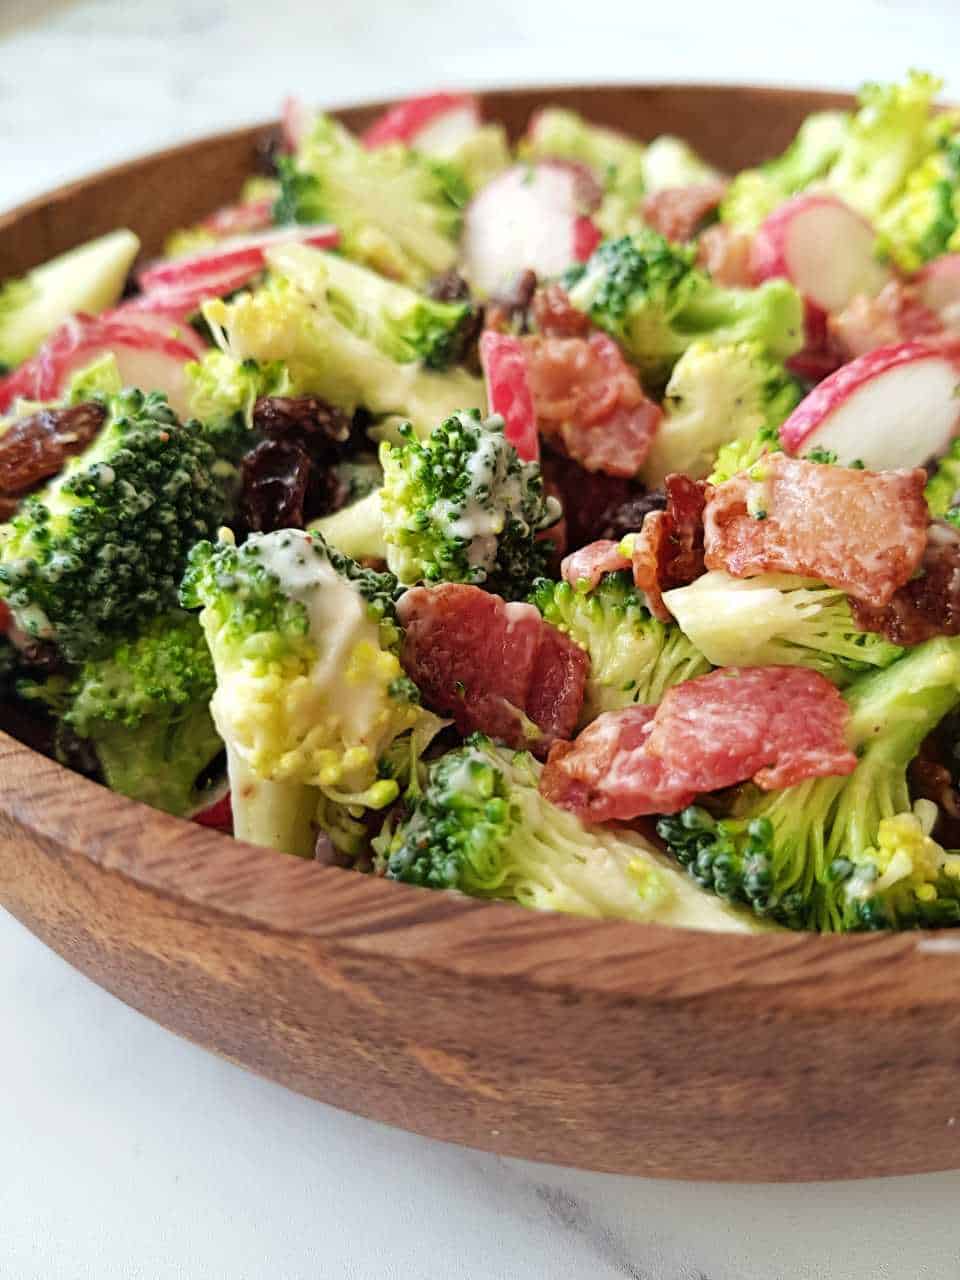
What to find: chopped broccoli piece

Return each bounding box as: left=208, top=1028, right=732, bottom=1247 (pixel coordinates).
left=202, top=273, right=485, bottom=437
left=708, top=423, right=782, bottom=485
left=62, top=610, right=222, bottom=816
left=925, top=437, right=960, bottom=527
left=530, top=572, right=710, bottom=721
left=379, top=411, right=559, bottom=597
left=274, top=115, right=465, bottom=284
left=0, top=388, right=233, bottom=662
left=657, top=637, right=960, bottom=931
left=877, top=127, right=960, bottom=270
left=376, top=735, right=762, bottom=930
left=520, top=108, right=648, bottom=201
left=642, top=340, right=802, bottom=484
left=641, top=134, right=721, bottom=193
left=269, top=242, right=473, bottom=370
left=180, top=528, right=428, bottom=855
left=720, top=111, right=850, bottom=233
left=447, top=124, right=512, bottom=194
left=662, top=570, right=903, bottom=686
left=186, top=351, right=291, bottom=457
left=565, top=231, right=804, bottom=386
left=826, top=70, right=950, bottom=221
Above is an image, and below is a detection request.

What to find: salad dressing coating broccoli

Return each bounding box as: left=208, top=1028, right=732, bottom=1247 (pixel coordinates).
left=377, top=735, right=762, bottom=931
left=657, top=638, right=960, bottom=931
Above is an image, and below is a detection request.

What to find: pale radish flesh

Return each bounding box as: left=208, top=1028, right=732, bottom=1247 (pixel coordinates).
left=138, top=225, right=339, bottom=293
left=462, top=163, right=600, bottom=297
left=281, top=96, right=314, bottom=152
left=104, top=305, right=209, bottom=360
left=751, top=194, right=891, bottom=313
left=362, top=93, right=480, bottom=151
left=780, top=341, right=960, bottom=470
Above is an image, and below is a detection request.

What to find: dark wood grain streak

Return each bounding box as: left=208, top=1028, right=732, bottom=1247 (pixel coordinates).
left=3, top=85, right=960, bottom=1182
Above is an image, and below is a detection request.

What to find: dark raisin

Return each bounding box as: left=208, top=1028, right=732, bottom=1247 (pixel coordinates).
left=426, top=269, right=472, bottom=303
left=599, top=489, right=668, bottom=542
left=239, top=438, right=312, bottom=533
left=255, top=125, right=284, bottom=177
left=0, top=402, right=107, bottom=499
left=252, top=396, right=352, bottom=450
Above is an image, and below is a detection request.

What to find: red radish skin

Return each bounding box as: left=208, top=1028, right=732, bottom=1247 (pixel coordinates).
left=362, top=93, right=481, bottom=151
left=480, top=331, right=539, bottom=462
left=573, top=216, right=603, bottom=262
left=103, top=305, right=209, bottom=359
left=916, top=255, right=960, bottom=326
left=281, top=96, right=314, bottom=153
left=191, top=790, right=233, bottom=832
left=200, top=197, right=275, bottom=238
left=751, top=194, right=891, bottom=314
left=137, top=225, right=339, bottom=293
left=780, top=341, right=960, bottom=470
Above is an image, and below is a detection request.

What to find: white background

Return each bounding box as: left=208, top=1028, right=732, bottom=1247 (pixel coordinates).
left=2, top=2, right=960, bottom=1277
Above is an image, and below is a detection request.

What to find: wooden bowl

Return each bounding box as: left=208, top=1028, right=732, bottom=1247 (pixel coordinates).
left=3, top=84, right=960, bottom=1184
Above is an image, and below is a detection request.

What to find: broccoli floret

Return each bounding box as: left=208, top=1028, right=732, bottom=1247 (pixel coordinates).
left=379, top=411, right=559, bottom=597
left=657, top=637, right=960, bottom=931
left=641, top=134, right=721, bottom=193
left=825, top=70, right=950, bottom=221
left=269, top=242, right=473, bottom=370
left=877, top=128, right=960, bottom=270
left=180, top=528, right=429, bottom=856
left=376, top=735, right=761, bottom=930
left=565, top=231, right=803, bottom=386
left=447, top=124, right=512, bottom=194
left=642, top=341, right=801, bottom=484
left=925, top=437, right=960, bottom=527
left=58, top=610, right=222, bottom=816
left=274, top=115, right=465, bottom=284
left=662, top=570, right=903, bottom=686
left=520, top=108, right=648, bottom=201
left=0, top=388, right=233, bottom=662
left=707, top=423, right=782, bottom=485
left=530, top=572, right=710, bottom=721
left=186, top=351, right=292, bottom=458
left=720, top=111, right=850, bottom=233
left=202, top=273, right=485, bottom=437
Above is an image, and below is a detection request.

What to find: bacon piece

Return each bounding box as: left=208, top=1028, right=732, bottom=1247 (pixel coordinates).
left=541, top=667, right=856, bottom=821
left=851, top=520, right=960, bottom=644
left=0, top=402, right=106, bottom=500
left=640, top=180, right=729, bottom=244
left=561, top=539, right=631, bottom=591
left=630, top=474, right=707, bottom=621
left=696, top=222, right=754, bottom=287
left=704, top=453, right=928, bottom=608
left=398, top=583, right=588, bottom=756
left=532, top=283, right=590, bottom=338
left=829, top=280, right=945, bottom=362
left=524, top=332, right=662, bottom=476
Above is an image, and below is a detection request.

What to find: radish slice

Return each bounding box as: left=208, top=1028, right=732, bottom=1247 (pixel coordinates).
left=200, top=196, right=275, bottom=238
left=137, top=224, right=339, bottom=293
left=480, top=331, right=539, bottom=462
left=281, top=96, right=314, bottom=153
left=104, top=304, right=209, bottom=360
left=779, top=341, right=960, bottom=470
left=190, top=784, right=232, bottom=831
left=462, top=162, right=601, bottom=297
left=751, top=194, right=892, bottom=314
left=362, top=93, right=481, bottom=153
left=916, top=255, right=960, bottom=329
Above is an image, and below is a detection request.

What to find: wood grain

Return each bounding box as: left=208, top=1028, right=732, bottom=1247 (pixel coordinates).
left=3, top=84, right=960, bottom=1182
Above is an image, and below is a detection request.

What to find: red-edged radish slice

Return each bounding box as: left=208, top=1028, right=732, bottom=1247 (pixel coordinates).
left=200, top=196, right=275, bottom=238
left=362, top=92, right=481, bottom=154
left=137, top=224, right=339, bottom=293
left=104, top=304, right=209, bottom=360
left=190, top=785, right=233, bottom=832
left=281, top=96, right=314, bottom=153
left=916, top=255, right=960, bottom=328
left=462, top=162, right=601, bottom=297
left=122, top=263, right=264, bottom=325
left=480, top=331, right=539, bottom=462
left=780, top=341, right=960, bottom=470
left=751, top=194, right=892, bottom=314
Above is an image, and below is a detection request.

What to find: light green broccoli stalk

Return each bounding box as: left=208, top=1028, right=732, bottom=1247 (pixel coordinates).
left=0, top=388, right=234, bottom=662
left=376, top=734, right=762, bottom=931
left=925, top=438, right=960, bottom=527
left=720, top=111, right=850, bottom=233
left=529, top=572, right=710, bottom=722
left=180, top=527, right=429, bottom=856
left=60, top=611, right=223, bottom=816
left=202, top=273, right=485, bottom=437
left=379, top=410, right=560, bottom=597
left=877, top=127, right=960, bottom=270
left=662, top=570, right=903, bottom=686
left=657, top=637, right=960, bottom=932
left=642, top=340, right=801, bottom=484
left=273, top=114, right=466, bottom=284
left=825, top=70, right=951, bottom=221
left=520, top=108, right=648, bottom=201
left=565, top=231, right=804, bottom=386
left=268, top=242, right=473, bottom=370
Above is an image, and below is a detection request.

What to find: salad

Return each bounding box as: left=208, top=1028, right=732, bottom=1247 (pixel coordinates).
left=3, top=74, right=960, bottom=936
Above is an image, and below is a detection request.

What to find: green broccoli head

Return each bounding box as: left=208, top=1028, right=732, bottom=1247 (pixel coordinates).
left=0, top=388, right=234, bottom=662
left=657, top=637, right=960, bottom=931
left=377, top=734, right=761, bottom=930
left=642, top=340, right=802, bottom=484
left=520, top=108, right=648, bottom=201
left=720, top=110, right=850, bottom=233
left=379, top=411, right=560, bottom=598
left=187, top=351, right=292, bottom=458
left=268, top=242, right=473, bottom=370
left=202, top=274, right=485, bottom=436
left=662, top=570, right=903, bottom=686
left=877, top=127, right=960, bottom=270
left=565, top=231, right=804, bottom=385
left=925, top=437, right=960, bottom=527
left=707, top=423, right=782, bottom=485
left=530, top=572, right=710, bottom=721
left=64, top=610, right=222, bottom=816
left=274, top=115, right=465, bottom=284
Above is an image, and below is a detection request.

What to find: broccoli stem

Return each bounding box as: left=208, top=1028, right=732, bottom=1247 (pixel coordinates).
left=226, top=746, right=317, bottom=858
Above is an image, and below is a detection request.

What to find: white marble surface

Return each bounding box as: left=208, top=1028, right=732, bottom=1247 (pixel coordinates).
left=4, top=2, right=960, bottom=1277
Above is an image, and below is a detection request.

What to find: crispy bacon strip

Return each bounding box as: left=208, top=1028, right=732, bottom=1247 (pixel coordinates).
left=561, top=539, right=631, bottom=591
left=852, top=520, right=960, bottom=644
left=829, top=280, right=946, bottom=362
left=640, top=180, right=729, bottom=244
left=629, top=474, right=707, bottom=621
left=696, top=222, right=754, bottom=286
left=703, top=454, right=929, bottom=608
